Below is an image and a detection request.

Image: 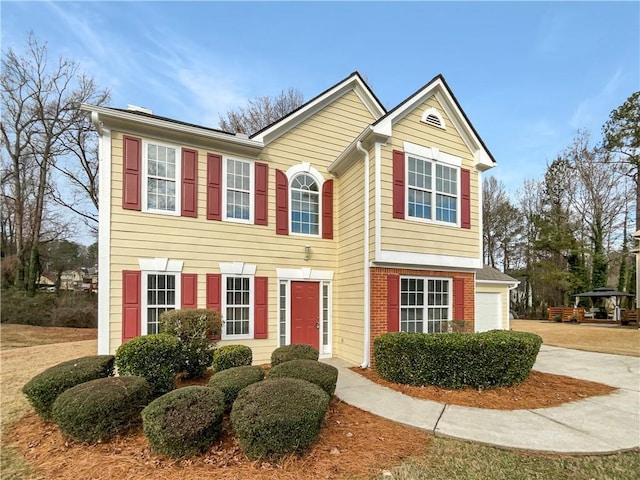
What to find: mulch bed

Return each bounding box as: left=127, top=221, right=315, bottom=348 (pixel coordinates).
left=352, top=368, right=617, bottom=410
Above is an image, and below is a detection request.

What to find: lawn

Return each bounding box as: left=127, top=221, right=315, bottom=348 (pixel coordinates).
left=1, top=324, right=638, bottom=479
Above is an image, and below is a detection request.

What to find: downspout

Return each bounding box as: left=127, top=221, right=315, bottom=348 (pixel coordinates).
left=357, top=141, right=370, bottom=368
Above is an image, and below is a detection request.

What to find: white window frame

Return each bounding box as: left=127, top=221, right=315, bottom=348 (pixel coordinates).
left=220, top=262, right=257, bottom=340
left=222, top=156, right=254, bottom=223
left=139, top=257, right=183, bottom=336
left=405, top=152, right=460, bottom=227
left=141, top=272, right=180, bottom=335
left=141, top=140, right=181, bottom=216
left=286, top=163, right=324, bottom=238
left=400, top=276, right=452, bottom=334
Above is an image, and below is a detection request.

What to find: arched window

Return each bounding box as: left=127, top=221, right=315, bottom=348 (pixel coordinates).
left=290, top=173, right=319, bottom=235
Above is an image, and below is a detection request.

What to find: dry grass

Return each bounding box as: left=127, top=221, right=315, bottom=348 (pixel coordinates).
left=0, top=324, right=97, bottom=350
left=511, top=319, right=640, bottom=357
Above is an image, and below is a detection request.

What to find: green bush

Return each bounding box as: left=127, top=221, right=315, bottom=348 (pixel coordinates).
left=160, top=309, right=222, bottom=378
left=211, top=344, right=253, bottom=372
left=270, top=344, right=319, bottom=367
left=269, top=359, right=338, bottom=396
left=374, top=330, right=543, bottom=389
left=142, top=386, right=225, bottom=458
left=115, top=334, right=182, bottom=397
left=231, top=377, right=330, bottom=460
left=22, top=355, right=114, bottom=421
left=1, top=289, right=57, bottom=326
left=52, top=376, right=151, bottom=443
left=208, top=365, right=264, bottom=409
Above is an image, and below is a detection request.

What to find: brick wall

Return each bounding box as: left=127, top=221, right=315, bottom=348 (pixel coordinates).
left=369, top=267, right=475, bottom=366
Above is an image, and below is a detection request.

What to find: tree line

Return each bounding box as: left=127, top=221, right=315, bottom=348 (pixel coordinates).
left=483, top=92, right=639, bottom=315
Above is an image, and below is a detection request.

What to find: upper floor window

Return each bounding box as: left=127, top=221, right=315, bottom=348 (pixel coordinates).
left=290, top=173, right=319, bottom=235
left=407, top=155, right=458, bottom=224
left=144, top=142, right=180, bottom=214
left=224, top=158, right=253, bottom=221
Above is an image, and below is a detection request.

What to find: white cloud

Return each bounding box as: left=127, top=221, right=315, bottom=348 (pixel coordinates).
left=570, top=68, right=624, bottom=130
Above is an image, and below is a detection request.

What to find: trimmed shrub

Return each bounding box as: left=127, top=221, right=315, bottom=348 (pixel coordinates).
left=231, top=377, right=330, bottom=460
left=115, top=334, right=182, bottom=397
left=22, top=355, right=114, bottom=421
left=208, top=365, right=264, bottom=409
left=270, top=344, right=319, bottom=367
left=211, top=345, right=253, bottom=372
left=52, top=376, right=151, bottom=443
left=161, top=309, right=222, bottom=378
left=374, top=330, right=543, bottom=389
left=269, top=359, right=338, bottom=396
left=142, top=386, right=225, bottom=458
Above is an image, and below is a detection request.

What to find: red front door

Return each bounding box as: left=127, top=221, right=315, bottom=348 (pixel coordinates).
left=291, top=281, right=320, bottom=350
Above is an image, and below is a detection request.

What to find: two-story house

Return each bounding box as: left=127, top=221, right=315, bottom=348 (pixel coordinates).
left=82, top=72, right=517, bottom=367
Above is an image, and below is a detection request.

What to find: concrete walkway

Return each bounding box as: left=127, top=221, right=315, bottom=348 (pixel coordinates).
left=326, top=346, right=640, bottom=454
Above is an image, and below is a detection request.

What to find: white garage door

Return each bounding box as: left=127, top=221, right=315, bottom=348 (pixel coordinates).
left=476, top=292, right=502, bottom=332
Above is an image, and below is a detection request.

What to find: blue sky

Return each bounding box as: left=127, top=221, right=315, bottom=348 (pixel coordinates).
left=3, top=1, right=639, bottom=198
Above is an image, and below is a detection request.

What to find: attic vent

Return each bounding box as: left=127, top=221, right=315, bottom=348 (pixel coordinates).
left=420, top=107, right=446, bottom=129
left=127, top=104, right=153, bottom=115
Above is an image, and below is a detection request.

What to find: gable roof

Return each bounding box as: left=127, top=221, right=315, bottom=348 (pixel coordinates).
left=476, top=265, right=518, bottom=284
left=250, top=71, right=386, bottom=144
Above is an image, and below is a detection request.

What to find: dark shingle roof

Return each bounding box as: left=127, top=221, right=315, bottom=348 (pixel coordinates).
left=476, top=265, right=518, bottom=283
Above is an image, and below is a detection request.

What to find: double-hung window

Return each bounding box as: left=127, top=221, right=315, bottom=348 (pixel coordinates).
left=144, top=142, right=180, bottom=214
left=290, top=173, right=319, bottom=235
left=145, top=273, right=177, bottom=335
left=224, top=158, right=253, bottom=221
left=407, top=155, right=458, bottom=224
left=223, top=276, right=252, bottom=338
left=400, top=277, right=451, bottom=333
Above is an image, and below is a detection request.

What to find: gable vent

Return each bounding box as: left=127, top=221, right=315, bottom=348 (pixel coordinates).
left=420, top=107, right=446, bottom=129
left=425, top=114, right=442, bottom=127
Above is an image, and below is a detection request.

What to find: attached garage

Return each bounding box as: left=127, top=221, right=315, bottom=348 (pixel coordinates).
left=475, top=265, right=519, bottom=332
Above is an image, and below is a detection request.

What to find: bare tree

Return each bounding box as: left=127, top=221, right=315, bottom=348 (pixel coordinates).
left=482, top=176, right=521, bottom=271
left=1, top=33, right=109, bottom=293
left=219, top=88, right=304, bottom=135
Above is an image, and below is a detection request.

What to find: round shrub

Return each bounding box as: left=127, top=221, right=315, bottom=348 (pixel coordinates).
left=160, top=309, right=222, bottom=379
left=231, top=377, right=330, bottom=460
left=270, top=344, right=319, bottom=367
left=52, top=376, right=151, bottom=443
left=374, top=330, right=543, bottom=389
left=211, top=344, right=253, bottom=372
left=142, top=386, right=225, bottom=458
left=115, top=334, right=182, bottom=397
left=22, top=355, right=115, bottom=421
left=208, top=365, right=264, bottom=409
left=269, top=359, right=338, bottom=396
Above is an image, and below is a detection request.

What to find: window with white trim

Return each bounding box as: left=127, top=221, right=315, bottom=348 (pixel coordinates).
left=145, top=273, right=177, bottom=334
left=290, top=173, right=319, bottom=235
left=223, top=276, right=253, bottom=338
left=400, top=277, right=451, bottom=334
left=144, top=142, right=180, bottom=214
left=224, top=157, right=253, bottom=221
left=407, top=154, right=458, bottom=224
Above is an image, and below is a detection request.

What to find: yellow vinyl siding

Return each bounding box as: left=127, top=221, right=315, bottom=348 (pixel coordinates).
left=476, top=283, right=510, bottom=330
left=379, top=96, right=481, bottom=259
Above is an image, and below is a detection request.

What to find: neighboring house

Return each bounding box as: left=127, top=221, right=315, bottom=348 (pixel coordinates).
left=60, top=270, right=83, bottom=291
left=82, top=72, right=510, bottom=366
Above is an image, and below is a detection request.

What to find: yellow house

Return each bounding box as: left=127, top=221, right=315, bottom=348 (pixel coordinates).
left=82, top=72, right=516, bottom=366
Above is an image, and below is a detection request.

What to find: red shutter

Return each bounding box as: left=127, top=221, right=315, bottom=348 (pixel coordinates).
left=461, top=168, right=471, bottom=229
left=275, top=169, right=288, bottom=235
left=387, top=274, right=400, bottom=332
left=322, top=179, right=334, bottom=239
left=254, top=276, right=268, bottom=339
left=453, top=278, right=465, bottom=321
left=207, top=154, right=222, bottom=220
left=181, top=149, right=198, bottom=217
left=254, top=162, right=268, bottom=226
left=122, top=270, right=141, bottom=342
left=206, top=273, right=222, bottom=340
left=392, top=150, right=405, bottom=219
left=181, top=273, right=198, bottom=308
left=122, top=136, right=142, bottom=211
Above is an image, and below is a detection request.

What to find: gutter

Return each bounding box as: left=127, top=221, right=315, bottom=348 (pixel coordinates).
left=356, top=141, right=371, bottom=368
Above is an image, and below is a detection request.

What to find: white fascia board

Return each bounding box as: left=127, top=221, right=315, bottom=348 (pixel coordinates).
left=374, top=249, right=483, bottom=270
left=253, top=76, right=385, bottom=145
left=80, top=104, right=263, bottom=151
left=476, top=279, right=521, bottom=287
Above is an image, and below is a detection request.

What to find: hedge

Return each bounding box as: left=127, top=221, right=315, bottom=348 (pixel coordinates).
left=22, top=355, right=114, bottom=421
left=270, top=344, right=319, bottom=367
left=374, top=330, right=543, bottom=389
left=231, top=378, right=330, bottom=460
left=52, top=376, right=151, bottom=443
left=115, top=334, right=182, bottom=397
left=268, top=359, right=338, bottom=396
left=208, top=365, right=264, bottom=409
left=211, top=344, right=253, bottom=372
left=142, top=386, right=225, bottom=458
